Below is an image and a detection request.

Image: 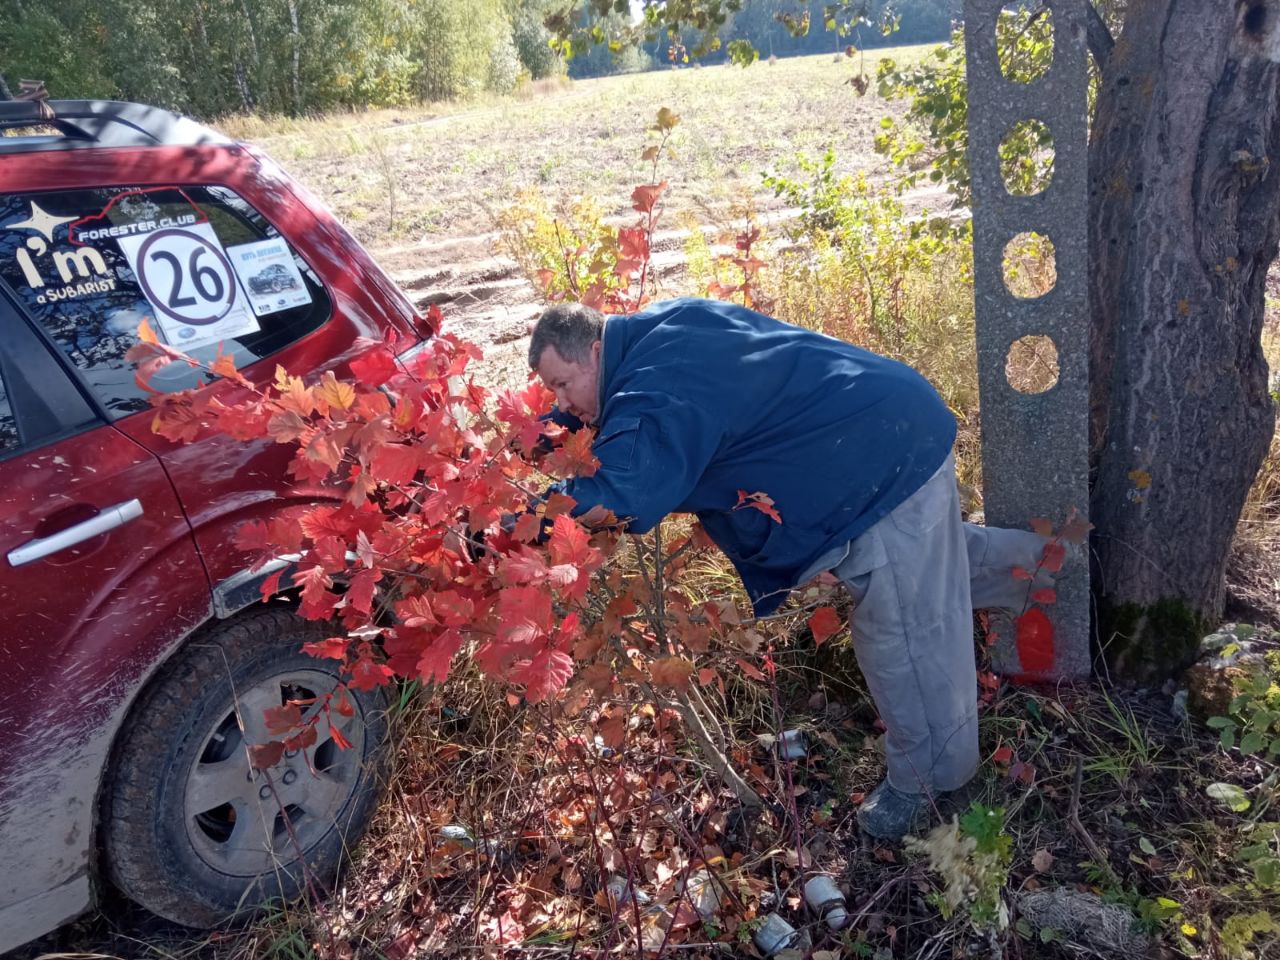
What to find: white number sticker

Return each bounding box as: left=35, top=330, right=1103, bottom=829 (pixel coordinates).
left=119, top=222, right=259, bottom=350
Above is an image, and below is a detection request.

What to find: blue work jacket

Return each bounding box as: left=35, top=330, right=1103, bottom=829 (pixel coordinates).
left=561, top=298, right=956, bottom=614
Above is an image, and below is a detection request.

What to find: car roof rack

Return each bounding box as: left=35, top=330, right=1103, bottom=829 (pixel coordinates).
left=0, top=100, right=231, bottom=155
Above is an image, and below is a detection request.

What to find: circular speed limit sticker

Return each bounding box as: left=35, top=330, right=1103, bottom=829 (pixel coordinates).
left=134, top=227, right=239, bottom=325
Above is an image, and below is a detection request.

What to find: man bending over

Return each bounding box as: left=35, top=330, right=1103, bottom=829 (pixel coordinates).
left=529, top=297, right=1046, bottom=841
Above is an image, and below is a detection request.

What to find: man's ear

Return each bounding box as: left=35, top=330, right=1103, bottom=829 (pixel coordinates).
left=590, top=339, right=603, bottom=368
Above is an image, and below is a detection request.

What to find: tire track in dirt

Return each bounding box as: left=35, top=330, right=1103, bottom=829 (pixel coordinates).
left=371, top=182, right=955, bottom=388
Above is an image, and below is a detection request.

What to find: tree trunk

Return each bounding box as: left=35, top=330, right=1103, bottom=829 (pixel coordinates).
left=1089, top=1, right=1280, bottom=678
left=285, top=0, right=302, bottom=115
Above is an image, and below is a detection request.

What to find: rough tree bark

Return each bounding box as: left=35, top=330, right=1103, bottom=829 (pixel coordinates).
left=1089, top=0, right=1280, bottom=677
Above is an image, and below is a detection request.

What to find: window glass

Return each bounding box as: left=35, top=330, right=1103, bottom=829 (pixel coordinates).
left=0, top=186, right=332, bottom=418
left=0, top=369, right=16, bottom=454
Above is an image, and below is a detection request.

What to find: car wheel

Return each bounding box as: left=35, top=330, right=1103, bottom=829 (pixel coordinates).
left=102, top=607, right=389, bottom=926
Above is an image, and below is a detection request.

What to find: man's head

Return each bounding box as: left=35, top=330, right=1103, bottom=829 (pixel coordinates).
left=529, top=303, right=606, bottom=423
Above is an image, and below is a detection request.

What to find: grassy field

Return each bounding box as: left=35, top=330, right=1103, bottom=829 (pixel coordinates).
left=218, top=45, right=942, bottom=246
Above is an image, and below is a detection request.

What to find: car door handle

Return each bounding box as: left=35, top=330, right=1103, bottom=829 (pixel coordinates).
left=8, top=499, right=145, bottom=567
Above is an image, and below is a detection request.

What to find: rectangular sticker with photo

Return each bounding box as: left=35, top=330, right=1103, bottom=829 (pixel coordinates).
left=227, top=237, right=313, bottom=317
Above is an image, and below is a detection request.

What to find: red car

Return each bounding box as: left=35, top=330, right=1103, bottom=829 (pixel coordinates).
left=0, top=100, right=432, bottom=951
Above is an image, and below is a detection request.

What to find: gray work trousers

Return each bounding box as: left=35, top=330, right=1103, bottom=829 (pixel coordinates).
left=833, top=454, right=1045, bottom=794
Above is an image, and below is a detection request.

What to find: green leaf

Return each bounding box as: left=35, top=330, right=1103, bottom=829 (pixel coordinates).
left=1221, top=728, right=1236, bottom=750
left=1241, top=731, right=1266, bottom=755
left=1252, top=857, right=1280, bottom=889
left=1207, top=782, right=1251, bottom=812
left=1139, top=837, right=1157, bottom=856
left=1206, top=716, right=1235, bottom=729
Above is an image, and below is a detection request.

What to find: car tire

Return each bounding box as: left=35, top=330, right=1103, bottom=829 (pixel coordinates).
left=102, top=607, right=389, bottom=927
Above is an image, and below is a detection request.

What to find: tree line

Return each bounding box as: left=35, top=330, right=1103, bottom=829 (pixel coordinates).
left=0, top=0, right=957, bottom=117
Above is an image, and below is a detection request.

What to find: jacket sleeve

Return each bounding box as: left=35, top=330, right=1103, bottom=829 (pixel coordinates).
left=562, top=393, right=722, bottom=534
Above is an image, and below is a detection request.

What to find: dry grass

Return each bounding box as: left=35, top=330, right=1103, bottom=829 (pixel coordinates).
left=210, top=46, right=941, bottom=245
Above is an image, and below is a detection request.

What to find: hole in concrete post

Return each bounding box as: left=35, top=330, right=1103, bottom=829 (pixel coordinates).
left=998, top=6, right=1054, bottom=83
left=1000, top=119, right=1054, bottom=196
left=1243, top=2, right=1268, bottom=38
left=1005, top=335, right=1060, bottom=394
left=1002, top=232, right=1056, bottom=299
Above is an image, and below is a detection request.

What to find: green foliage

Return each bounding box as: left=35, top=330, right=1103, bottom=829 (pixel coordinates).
left=1208, top=650, right=1280, bottom=757
left=762, top=148, right=967, bottom=354
left=1222, top=909, right=1277, bottom=959
left=513, top=4, right=565, bottom=79
left=906, top=802, right=1012, bottom=933
left=1237, top=823, right=1280, bottom=893
left=497, top=192, right=624, bottom=302
left=0, top=0, right=549, bottom=118
left=874, top=10, right=1055, bottom=206
left=874, top=33, right=969, bottom=201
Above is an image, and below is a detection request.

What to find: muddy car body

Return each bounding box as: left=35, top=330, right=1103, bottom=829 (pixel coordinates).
left=0, top=100, right=430, bottom=951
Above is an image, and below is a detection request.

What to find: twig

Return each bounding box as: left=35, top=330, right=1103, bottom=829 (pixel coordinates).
left=1068, top=756, right=1119, bottom=884
left=607, top=634, right=764, bottom=810
left=1084, top=1, right=1115, bottom=69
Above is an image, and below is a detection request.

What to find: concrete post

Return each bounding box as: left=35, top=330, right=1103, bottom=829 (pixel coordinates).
left=964, top=0, right=1091, bottom=678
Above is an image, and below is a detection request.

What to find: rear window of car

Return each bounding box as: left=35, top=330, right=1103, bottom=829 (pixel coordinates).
left=0, top=186, right=332, bottom=418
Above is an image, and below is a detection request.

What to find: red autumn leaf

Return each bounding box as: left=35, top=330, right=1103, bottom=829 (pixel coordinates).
left=370, top=441, right=422, bottom=485
left=649, top=656, right=695, bottom=692
left=1059, top=508, right=1093, bottom=545
left=734, top=489, right=782, bottom=524
left=346, top=568, right=381, bottom=615
left=1009, top=759, right=1037, bottom=784
left=282, top=723, right=318, bottom=753
left=500, top=549, right=550, bottom=586
left=617, top=225, right=649, bottom=259
left=598, top=710, right=628, bottom=749
left=248, top=740, right=285, bottom=769
left=333, top=686, right=354, bottom=717
left=807, top=606, right=842, bottom=647
left=631, top=181, right=667, bottom=214
left=295, top=564, right=333, bottom=607
left=1029, top=517, right=1054, bottom=537
left=328, top=719, right=354, bottom=750
left=1011, top=565, right=1034, bottom=581
left=302, top=637, right=350, bottom=660
left=258, top=569, right=285, bottom=603
left=1030, top=587, right=1057, bottom=604
left=513, top=646, right=574, bottom=704
left=348, top=644, right=394, bottom=690
left=991, top=744, right=1014, bottom=764
left=350, top=347, right=398, bottom=387
left=431, top=590, right=476, bottom=628
left=417, top=628, right=465, bottom=685
left=1040, top=541, right=1067, bottom=573
left=543, top=427, right=599, bottom=478
left=263, top=702, right=302, bottom=735
left=549, top=514, right=593, bottom=566
left=495, top=586, right=554, bottom=651
left=1015, top=607, right=1055, bottom=673
left=511, top=512, right=544, bottom=543
left=734, top=657, right=767, bottom=682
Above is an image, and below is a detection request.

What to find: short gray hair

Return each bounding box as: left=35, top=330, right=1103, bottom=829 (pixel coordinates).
left=529, top=302, right=605, bottom=368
